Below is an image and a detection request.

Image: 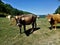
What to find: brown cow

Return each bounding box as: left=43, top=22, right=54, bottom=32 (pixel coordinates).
left=15, top=14, right=37, bottom=33
left=47, top=14, right=60, bottom=30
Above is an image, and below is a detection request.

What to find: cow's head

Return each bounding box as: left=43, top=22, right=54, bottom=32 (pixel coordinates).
left=46, top=14, right=52, bottom=22
left=15, top=16, right=21, bottom=26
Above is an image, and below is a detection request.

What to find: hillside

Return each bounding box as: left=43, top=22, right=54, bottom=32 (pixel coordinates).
left=0, top=0, right=33, bottom=17
left=39, top=15, right=46, bottom=18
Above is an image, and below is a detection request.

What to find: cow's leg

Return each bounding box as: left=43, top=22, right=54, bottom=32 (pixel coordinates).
left=32, top=22, right=34, bottom=32
left=50, top=20, right=54, bottom=30
left=54, top=21, right=57, bottom=30
left=9, top=18, right=10, bottom=21
left=19, top=25, right=22, bottom=34
left=50, top=24, right=53, bottom=30
left=23, top=25, right=26, bottom=32
left=35, top=20, right=37, bottom=28
left=55, top=25, right=56, bottom=30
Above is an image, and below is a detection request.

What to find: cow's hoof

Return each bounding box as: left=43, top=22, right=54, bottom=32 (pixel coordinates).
left=55, top=28, right=56, bottom=30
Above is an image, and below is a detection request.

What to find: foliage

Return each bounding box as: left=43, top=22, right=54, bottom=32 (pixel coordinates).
left=54, top=6, right=60, bottom=14
left=0, top=0, right=32, bottom=17
left=39, top=15, right=46, bottom=18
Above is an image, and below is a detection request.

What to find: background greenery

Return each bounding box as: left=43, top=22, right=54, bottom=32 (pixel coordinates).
left=54, top=6, right=60, bottom=14
left=0, top=0, right=33, bottom=17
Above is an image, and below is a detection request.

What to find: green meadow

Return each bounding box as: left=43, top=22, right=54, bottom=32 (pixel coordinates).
left=0, top=17, right=60, bottom=45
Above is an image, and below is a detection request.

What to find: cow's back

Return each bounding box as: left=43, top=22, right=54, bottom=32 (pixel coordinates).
left=21, top=15, right=36, bottom=25
left=52, top=15, right=60, bottom=23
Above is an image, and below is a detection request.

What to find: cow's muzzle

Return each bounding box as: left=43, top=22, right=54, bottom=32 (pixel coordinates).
left=17, top=23, right=20, bottom=26
left=48, top=19, right=51, bottom=22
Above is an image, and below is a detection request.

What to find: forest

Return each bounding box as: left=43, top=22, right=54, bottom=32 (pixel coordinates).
left=0, top=0, right=32, bottom=17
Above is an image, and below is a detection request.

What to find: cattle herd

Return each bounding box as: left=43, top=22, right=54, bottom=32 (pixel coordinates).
left=7, top=14, right=60, bottom=34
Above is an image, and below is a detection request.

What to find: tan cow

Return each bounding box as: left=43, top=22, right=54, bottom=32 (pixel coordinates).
left=47, top=14, right=60, bottom=30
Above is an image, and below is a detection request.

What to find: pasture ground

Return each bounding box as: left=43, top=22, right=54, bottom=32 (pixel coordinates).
left=0, top=17, right=60, bottom=45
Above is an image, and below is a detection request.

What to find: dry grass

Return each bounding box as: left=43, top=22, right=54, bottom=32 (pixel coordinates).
left=0, top=17, right=60, bottom=45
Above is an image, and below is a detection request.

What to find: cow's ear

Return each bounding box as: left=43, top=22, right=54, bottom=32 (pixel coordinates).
left=49, top=15, right=52, bottom=17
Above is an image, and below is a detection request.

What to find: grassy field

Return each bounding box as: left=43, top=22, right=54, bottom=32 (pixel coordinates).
left=0, top=17, right=60, bottom=45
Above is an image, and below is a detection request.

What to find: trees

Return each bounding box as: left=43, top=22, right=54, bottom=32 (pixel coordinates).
left=0, top=0, right=32, bottom=17
left=54, top=6, right=60, bottom=14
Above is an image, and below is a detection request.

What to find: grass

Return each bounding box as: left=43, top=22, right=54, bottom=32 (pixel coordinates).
left=0, top=17, right=60, bottom=45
